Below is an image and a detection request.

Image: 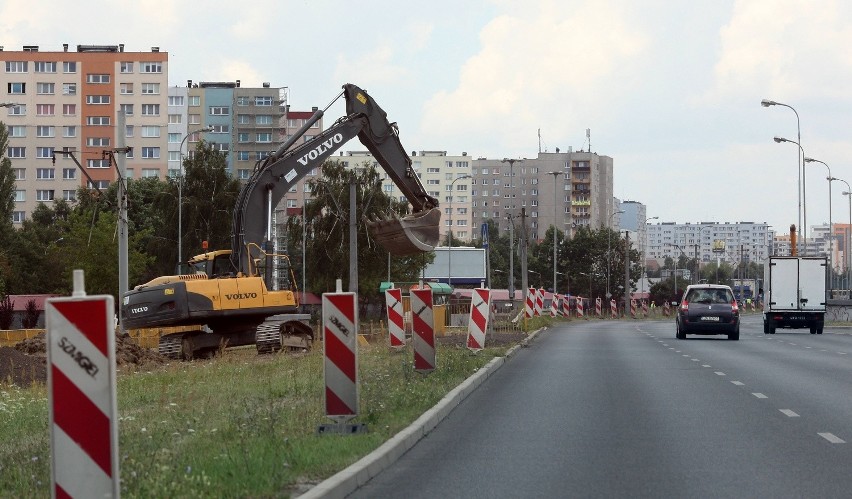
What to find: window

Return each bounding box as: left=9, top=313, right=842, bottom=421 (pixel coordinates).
left=168, top=151, right=181, bottom=162
left=256, top=133, right=272, bottom=143
left=63, top=61, right=76, bottom=73
left=141, top=83, right=160, bottom=94
left=188, top=95, right=200, bottom=106
left=8, top=126, right=25, bottom=137
left=141, top=169, right=159, bottom=178
left=63, top=190, right=76, bottom=202
left=168, top=96, right=184, bottom=106
left=5, top=61, right=27, bottom=73
left=255, top=96, right=273, bottom=106
left=33, top=61, right=56, bottom=73
left=62, top=82, right=77, bottom=95
left=120, top=61, right=133, bottom=73
left=36, top=148, right=54, bottom=159
left=37, top=82, right=55, bottom=94
left=141, top=126, right=160, bottom=138
left=36, top=104, right=55, bottom=116
left=426, top=167, right=440, bottom=173
left=237, top=114, right=251, bottom=124
left=37, top=167, right=55, bottom=178
left=140, top=62, right=162, bottom=73
left=62, top=103, right=76, bottom=116
left=120, top=83, right=133, bottom=94
left=211, top=124, right=229, bottom=134
left=456, top=161, right=469, bottom=168
left=36, top=190, right=55, bottom=202
left=256, top=151, right=270, bottom=161
left=168, top=114, right=182, bottom=124
left=14, top=190, right=25, bottom=202
left=256, top=115, right=273, bottom=125
left=384, top=184, right=394, bottom=192
left=141, top=104, right=160, bottom=116
left=141, top=147, right=160, bottom=159
left=237, top=151, right=250, bottom=161
left=427, top=179, right=440, bottom=185
left=12, top=211, right=24, bottom=223
left=86, top=74, right=110, bottom=84
left=87, top=116, right=110, bottom=126
left=120, top=103, right=133, bottom=116
left=89, top=180, right=110, bottom=189
left=63, top=168, right=76, bottom=180
left=125, top=125, right=134, bottom=138
left=238, top=169, right=251, bottom=180
left=7, top=147, right=25, bottom=158
left=63, top=126, right=76, bottom=137
left=86, top=159, right=110, bottom=168
left=238, top=133, right=250, bottom=143
left=287, top=119, right=301, bottom=128
left=8, top=82, right=25, bottom=94
left=13, top=169, right=24, bottom=180
left=7, top=105, right=25, bottom=116
left=168, top=133, right=180, bottom=143
left=87, top=137, right=110, bottom=147
left=86, top=95, right=110, bottom=104
left=36, top=126, right=55, bottom=138
left=209, top=106, right=229, bottom=115
left=236, top=96, right=250, bottom=106
left=188, top=114, right=200, bottom=124
left=213, top=143, right=229, bottom=152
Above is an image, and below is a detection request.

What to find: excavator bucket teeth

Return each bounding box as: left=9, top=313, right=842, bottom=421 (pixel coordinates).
left=367, top=208, right=441, bottom=256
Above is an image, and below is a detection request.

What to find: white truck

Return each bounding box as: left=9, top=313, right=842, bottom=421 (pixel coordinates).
left=762, top=256, right=827, bottom=334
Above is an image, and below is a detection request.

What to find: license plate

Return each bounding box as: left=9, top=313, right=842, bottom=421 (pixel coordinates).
left=788, top=316, right=807, bottom=321
left=700, top=316, right=720, bottom=321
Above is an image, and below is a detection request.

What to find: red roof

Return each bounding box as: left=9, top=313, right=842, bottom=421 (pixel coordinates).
left=9, top=294, right=60, bottom=312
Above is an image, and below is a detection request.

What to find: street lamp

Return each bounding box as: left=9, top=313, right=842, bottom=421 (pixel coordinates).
left=447, top=174, right=472, bottom=287
left=840, top=179, right=852, bottom=290
left=774, top=136, right=809, bottom=253
left=528, top=269, right=541, bottom=288
left=763, top=99, right=803, bottom=251
left=805, top=157, right=834, bottom=287
left=548, top=171, right=563, bottom=294
left=501, top=158, right=523, bottom=306
left=177, top=126, right=214, bottom=273
left=606, top=210, right=625, bottom=299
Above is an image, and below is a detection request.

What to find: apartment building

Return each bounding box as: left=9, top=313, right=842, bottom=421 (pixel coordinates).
left=1, top=43, right=168, bottom=222
left=646, top=221, right=773, bottom=266
left=618, top=200, right=650, bottom=262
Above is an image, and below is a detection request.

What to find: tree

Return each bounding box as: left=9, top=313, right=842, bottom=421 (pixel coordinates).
left=285, top=160, right=432, bottom=299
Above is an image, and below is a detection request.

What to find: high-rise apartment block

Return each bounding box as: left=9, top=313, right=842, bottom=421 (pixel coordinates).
left=646, top=221, right=773, bottom=266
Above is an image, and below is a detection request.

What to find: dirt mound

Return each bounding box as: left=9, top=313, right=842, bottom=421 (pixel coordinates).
left=0, top=347, right=47, bottom=388
left=14, top=331, right=166, bottom=366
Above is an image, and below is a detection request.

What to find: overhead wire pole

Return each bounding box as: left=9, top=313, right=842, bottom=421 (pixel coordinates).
left=502, top=158, right=522, bottom=307
left=548, top=171, right=562, bottom=293
left=840, top=178, right=852, bottom=291
left=774, top=136, right=808, bottom=254
left=805, top=157, right=834, bottom=289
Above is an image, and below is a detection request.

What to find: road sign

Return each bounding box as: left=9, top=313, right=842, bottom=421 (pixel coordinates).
left=481, top=223, right=489, bottom=248
left=411, top=288, right=435, bottom=373
left=322, top=292, right=359, bottom=421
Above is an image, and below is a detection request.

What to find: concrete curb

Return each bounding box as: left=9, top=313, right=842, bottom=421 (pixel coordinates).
left=299, top=328, right=545, bottom=499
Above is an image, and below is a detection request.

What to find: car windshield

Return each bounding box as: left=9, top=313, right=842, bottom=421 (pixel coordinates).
left=686, top=288, right=732, bottom=304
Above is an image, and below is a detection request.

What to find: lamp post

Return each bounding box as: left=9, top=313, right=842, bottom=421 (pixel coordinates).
left=177, top=126, right=213, bottom=273
left=840, top=178, right=852, bottom=290
left=763, top=99, right=803, bottom=250
left=502, top=158, right=522, bottom=307
left=805, top=157, right=834, bottom=288
left=447, top=174, right=471, bottom=288
left=606, top=209, right=625, bottom=299
left=528, top=269, right=541, bottom=288
left=774, top=136, right=808, bottom=253
left=548, top=171, right=563, bottom=293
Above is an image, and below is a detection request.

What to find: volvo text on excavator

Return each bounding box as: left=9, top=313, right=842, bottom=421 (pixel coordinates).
left=121, top=83, right=439, bottom=359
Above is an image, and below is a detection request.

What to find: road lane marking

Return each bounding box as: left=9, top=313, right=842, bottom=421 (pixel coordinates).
left=819, top=433, right=846, bottom=444
left=752, top=393, right=768, bottom=399
left=805, top=346, right=812, bottom=349
left=779, top=409, right=799, bottom=417
left=731, top=381, right=744, bottom=386
left=683, top=354, right=690, bottom=357
left=715, top=372, right=726, bottom=376
left=691, top=358, right=699, bottom=361
left=839, top=352, right=847, bottom=355
left=790, top=343, right=797, bottom=346
left=702, top=365, right=711, bottom=368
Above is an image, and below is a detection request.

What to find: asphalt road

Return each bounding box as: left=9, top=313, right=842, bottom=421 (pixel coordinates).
left=349, top=315, right=852, bottom=498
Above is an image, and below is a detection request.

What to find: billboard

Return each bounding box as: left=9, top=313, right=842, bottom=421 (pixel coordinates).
left=423, top=247, right=486, bottom=285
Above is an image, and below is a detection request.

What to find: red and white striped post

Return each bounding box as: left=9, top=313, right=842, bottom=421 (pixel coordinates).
left=411, top=288, right=436, bottom=373
left=663, top=301, right=671, bottom=316
left=466, top=288, right=491, bottom=352
left=610, top=299, right=618, bottom=318
left=384, top=288, right=405, bottom=349
left=322, top=285, right=359, bottom=422
left=576, top=296, right=585, bottom=318
left=46, top=270, right=119, bottom=499
left=525, top=288, right=535, bottom=318
left=562, top=295, right=571, bottom=317
left=535, top=288, right=544, bottom=317
left=550, top=293, right=559, bottom=317
left=595, top=297, right=602, bottom=317
left=642, top=300, right=648, bottom=317
left=630, top=299, right=637, bottom=319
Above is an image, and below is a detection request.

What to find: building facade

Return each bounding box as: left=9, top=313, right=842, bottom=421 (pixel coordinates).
left=647, top=221, right=773, bottom=267
left=1, top=43, right=169, bottom=222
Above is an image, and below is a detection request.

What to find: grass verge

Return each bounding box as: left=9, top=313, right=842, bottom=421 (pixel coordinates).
left=0, top=337, right=521, bottom=498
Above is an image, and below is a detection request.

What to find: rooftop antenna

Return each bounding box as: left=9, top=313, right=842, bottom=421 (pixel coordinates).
left=538, top=128, right=541, bottom=153
left=586, top=128, right=591, bottom=152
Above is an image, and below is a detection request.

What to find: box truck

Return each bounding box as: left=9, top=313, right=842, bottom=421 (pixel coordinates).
left=762, top=256, right=827, bottom=334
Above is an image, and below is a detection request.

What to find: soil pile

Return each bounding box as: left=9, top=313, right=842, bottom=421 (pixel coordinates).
left=0, top=347, right=47, bottom=388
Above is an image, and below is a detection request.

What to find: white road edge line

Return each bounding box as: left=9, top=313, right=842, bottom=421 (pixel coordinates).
left=819, top=432, right=846, bottom=444
left=779, top=409, right=799, bottom=417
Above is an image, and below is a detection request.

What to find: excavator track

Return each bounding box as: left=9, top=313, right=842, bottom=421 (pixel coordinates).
left=255, top=317, right=314, bottom=354
left=158, top=334, right=183, bottom=360
left=255, top=323, right=282, bottom=354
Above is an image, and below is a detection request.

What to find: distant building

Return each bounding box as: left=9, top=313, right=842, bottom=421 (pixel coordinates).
left=646, top=221, right=774, bottom=267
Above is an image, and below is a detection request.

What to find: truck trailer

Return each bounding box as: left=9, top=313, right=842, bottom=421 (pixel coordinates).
left=762, top=256, right=827, bottom=334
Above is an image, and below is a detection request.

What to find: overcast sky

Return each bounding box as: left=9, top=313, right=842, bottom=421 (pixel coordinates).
left=4, top=0, right=852, bottom=235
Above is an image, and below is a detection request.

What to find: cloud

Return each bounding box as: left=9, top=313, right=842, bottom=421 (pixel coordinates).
left=419, top=0, right=648, bottom=154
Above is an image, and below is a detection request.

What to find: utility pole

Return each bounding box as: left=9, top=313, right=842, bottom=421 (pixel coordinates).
left=520, top=208, right=529, bottom=317
left=349, top=171, right=357, bottom=293
left=116, top=110, right=128, bottom=332
left=624, top=231, right=631, bottom=314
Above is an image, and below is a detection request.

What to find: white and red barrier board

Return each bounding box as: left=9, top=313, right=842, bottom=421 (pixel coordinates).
left=525, top=288, right=535, bottom=318
left=576, top=296, right=584, bottom=318
left=410, top=288, right=436, bottom=373
left=562, top=295, right=570, bottom=317
left=595, top=298, right=602, bottom=317
left=46, top=295, right=119, bottom=499
left=535, top=289, right=544, bottom=316
left=384, top=288, right=405, bottom=348
left=467, top=288, right=491, bottom=351
left=550, top=293, right=559, bottom=317
left=322, top=292, right=359, bottom=421
left=611, top=299, right=618, bottom=318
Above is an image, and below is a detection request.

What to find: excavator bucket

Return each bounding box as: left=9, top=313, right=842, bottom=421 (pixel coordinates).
left=367, top=208, right=441, bottom=256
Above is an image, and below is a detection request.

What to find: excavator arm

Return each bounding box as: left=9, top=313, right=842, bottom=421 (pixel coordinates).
left=230, top=83, right=440, bottom=277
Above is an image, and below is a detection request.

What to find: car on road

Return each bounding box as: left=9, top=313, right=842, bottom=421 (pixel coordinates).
left=675, top=284, right=740, bottom=340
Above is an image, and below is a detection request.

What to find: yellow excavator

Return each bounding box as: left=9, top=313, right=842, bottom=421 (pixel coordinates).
left=121, top=83, right=439, bottom=359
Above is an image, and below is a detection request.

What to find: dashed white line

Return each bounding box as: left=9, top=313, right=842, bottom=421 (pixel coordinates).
left=682, top=354, right=690, bottom=357
left=752, top=393, right=768, bottom=399
left=818, top=433, right=846, bottom=444
left=715, top=371, right=726, bottom=376
left=839, top=352, right=847, bottom=355
left=702, top=365, right=711, bottom=368
left=731, top=381, right=744, bottom=386
left=691, top=358, right=699, bottom=361
left=779, top=409, right=799, bottom=417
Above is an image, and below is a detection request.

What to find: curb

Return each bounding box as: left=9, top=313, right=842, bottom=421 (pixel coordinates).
left=299, top=328, right=545, bottom=499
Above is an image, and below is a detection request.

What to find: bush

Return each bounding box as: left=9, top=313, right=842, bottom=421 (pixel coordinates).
left=0, top=295, right=12, bottom=329
left=21, top=299, right=40, bottom=329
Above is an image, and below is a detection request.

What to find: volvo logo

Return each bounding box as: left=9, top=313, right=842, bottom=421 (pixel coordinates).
left=296, top=133, right=343, bottom=166
left=225, top=293, right=258, bottom=300
left=131, top=306, right=148, bottom=314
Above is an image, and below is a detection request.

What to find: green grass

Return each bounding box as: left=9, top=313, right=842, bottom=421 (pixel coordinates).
left=0, top=338, right=519, bottom=498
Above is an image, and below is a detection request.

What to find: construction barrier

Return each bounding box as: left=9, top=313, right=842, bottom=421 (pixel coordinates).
left=642, top=300, right=648, bottom=317
left=630, top=299, right=637, bottom=319
left=576, top=296, right=585, bottom=318
left=322, top=291, right=359, bottom=421
left=466, top=288, right=491, bottom=352
left=384, top=288, right=405, bottom=349
left=535, top=288, right=544, bottom=317
left=611, top=299, right=618, bottom=318
left=562, top=295, right=570, bottom=317
left=550, top=293, right=559, bottom=318
left=411, top=288, right=436, bottom=373
left=525, top=288, right=535, bottom=319
left=46, top=287, right=119, bottom=498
